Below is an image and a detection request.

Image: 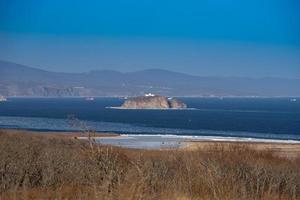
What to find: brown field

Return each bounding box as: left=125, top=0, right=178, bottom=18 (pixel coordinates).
left=183, top=141, right=300, bottom=158
left=0, top=129, right=120, bottom=138
left=0, top=129, right=300, bottom=200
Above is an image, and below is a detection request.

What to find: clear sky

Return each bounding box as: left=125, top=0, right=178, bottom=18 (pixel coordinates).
left=0, top=0, right=299, bottom=78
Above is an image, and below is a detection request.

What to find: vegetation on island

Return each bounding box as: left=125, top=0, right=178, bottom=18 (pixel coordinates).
left=121, top=95, right=187, bottom=109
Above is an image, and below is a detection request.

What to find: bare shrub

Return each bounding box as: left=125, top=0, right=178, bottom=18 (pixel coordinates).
left=0, top=131, right=299, bottom=200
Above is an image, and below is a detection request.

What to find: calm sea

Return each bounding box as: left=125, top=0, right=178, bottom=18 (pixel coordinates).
left=0, top=97, right=300, bottom=140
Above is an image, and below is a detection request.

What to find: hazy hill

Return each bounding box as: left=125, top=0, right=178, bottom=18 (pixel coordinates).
left=1, top=60, right=299, bottom=97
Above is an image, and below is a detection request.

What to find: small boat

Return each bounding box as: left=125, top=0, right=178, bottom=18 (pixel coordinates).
left=290, top=98, right=297, bottom=102
left=0, top=96, right=7, bottom=102
left=85, top=97, right=95, bottom=101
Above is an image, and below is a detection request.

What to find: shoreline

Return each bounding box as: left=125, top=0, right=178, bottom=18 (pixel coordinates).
left=106, top=106, right=197, bottom=110
left=2, top=128, right=300, bottom=144
left=2, top=128, right=299, bottom=158
left=119, top=134, right=300, bottom=143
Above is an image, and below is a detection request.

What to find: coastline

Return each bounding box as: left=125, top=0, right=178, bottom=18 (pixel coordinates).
left=2, top=128, right=300, bottom=158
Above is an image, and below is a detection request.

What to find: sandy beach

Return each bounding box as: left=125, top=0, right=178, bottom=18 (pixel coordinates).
left=2, top=129, right=300, bottom=158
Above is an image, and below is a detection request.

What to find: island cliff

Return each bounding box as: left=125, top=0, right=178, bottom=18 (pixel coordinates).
left=121, top=95, right=187, bottom=109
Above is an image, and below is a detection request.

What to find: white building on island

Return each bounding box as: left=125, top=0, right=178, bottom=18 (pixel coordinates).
left=144, top=93, right=155, bottom=97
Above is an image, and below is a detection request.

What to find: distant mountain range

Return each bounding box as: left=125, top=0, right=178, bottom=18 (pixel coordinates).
left=1, top=60, right=300, bottom=97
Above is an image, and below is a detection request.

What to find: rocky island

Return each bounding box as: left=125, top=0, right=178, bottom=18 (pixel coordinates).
left=120, top=94, right=187, bottom=109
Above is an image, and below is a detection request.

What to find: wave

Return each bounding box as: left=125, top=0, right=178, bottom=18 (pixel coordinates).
left=120, top=134, right=300, bottom=144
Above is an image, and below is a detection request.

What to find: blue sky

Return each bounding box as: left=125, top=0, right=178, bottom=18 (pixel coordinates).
left=0, top=0, right=299, bottom=78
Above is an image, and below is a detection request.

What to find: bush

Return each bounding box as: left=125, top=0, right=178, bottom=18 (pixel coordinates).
left=0, top=130, right=299, bottom=200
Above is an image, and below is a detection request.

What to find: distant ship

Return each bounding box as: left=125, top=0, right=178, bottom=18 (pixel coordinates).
left=290, top=98, right=297, bottom=102
left=85, top=97, right=95, bottom=101
left=0, top=96, right=7, bottom=102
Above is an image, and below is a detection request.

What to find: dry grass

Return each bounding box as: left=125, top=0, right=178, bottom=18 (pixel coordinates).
left=0, top=130, right=299, bottom=200
left=184, top=141, right=300, bottom=158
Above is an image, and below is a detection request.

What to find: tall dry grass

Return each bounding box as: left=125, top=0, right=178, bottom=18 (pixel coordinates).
left=0, top=130, right=299, bottom=200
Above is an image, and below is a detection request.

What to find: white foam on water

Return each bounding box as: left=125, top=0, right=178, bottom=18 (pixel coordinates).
left=120, top=134, right=300, bottom=144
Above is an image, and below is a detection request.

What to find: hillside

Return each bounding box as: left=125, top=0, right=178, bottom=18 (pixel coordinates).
left=1, top=60, right=300, bottom=97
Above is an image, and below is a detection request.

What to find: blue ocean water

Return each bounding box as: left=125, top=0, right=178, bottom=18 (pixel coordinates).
left=0, top=97, right=300, bottom=140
